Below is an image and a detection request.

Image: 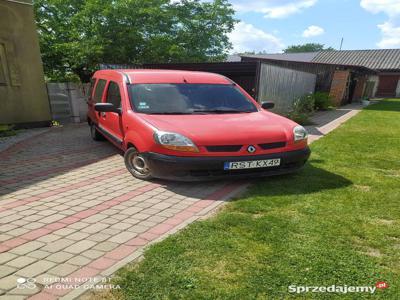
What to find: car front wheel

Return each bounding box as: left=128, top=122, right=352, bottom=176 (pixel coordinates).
left=124, top=147, right=153, bottom=180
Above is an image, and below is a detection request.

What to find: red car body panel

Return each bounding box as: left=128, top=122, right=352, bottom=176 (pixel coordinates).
left=87, top=69, right=310, bottom=180
left=139, top=112, right=307, bottom=156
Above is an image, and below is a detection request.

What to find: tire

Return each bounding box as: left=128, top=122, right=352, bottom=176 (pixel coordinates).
left=124, top=147, right=153, bottom=180
left=90, top=123, right=104, bottom=141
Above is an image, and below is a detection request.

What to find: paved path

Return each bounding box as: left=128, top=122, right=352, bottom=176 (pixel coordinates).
left=0, top=128, right=50, bottom=153
left=0, top=104, right=363, bottom=299
left=0, top=125, right=246, bottom=300
left=306, top=103, right=363, bottom=143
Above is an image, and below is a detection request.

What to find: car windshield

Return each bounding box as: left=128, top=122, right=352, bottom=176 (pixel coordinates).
left=128, top=84, right=258, bottom=114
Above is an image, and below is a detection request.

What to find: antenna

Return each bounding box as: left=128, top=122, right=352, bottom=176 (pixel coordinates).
left=339, top=38, right=344, bottom=50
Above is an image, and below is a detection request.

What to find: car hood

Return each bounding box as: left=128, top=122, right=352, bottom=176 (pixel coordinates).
left=139, top=111, right=296, bottom=145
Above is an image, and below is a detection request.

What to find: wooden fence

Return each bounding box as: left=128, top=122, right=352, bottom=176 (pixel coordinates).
left=258, top=63, right=317, bottom=114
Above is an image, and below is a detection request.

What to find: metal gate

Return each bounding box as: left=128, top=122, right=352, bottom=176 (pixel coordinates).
left=47, top=83, right=89, bottom=123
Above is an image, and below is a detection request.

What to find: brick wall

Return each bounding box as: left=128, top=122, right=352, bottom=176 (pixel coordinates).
left=329, top=70, right=350, bottom=105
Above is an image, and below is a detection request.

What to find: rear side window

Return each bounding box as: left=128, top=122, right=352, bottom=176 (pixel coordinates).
left=87, top=78, right=96, bottom=101
left=106, top=81, right=122, bottom=108
left=93, top=79, right=107, bottom=103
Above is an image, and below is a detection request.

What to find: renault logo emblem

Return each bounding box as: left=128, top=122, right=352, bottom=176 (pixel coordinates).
left=247, top=145, right=256, bottom=153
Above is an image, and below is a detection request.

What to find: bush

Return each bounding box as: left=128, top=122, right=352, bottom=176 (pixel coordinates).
left=287, top=92, right=334, bottom=124
left=313, top=92, right=333, bottom=110
left=295, top=94, right=315, bottom=114
left=287, top=94, right=315, bottom=125
left=286, top=111, right=313, bottom=125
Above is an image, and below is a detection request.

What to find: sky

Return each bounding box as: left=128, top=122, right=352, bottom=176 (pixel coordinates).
left=227, top=0, right=400, bottom=53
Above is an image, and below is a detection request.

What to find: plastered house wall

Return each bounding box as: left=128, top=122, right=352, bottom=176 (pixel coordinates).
left=0, top=0, right=51, bottom=126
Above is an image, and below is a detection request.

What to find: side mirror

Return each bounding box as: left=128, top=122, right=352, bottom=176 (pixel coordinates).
left=261, top=102, right=275, bottom=109
left=94, top=103, right=121, bottom=114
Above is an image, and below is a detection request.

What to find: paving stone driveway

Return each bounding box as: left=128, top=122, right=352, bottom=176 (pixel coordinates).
left=0, top=124, right=246, bottom=299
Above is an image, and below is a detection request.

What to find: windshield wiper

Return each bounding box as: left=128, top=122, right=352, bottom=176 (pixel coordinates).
left=192, top=109, right=253, bottom=114
left=148, top=112, right=194, bottom=115
left=147, top=109, right=255, bottom=115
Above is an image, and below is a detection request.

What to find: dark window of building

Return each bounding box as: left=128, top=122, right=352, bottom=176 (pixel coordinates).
left=93, top=79, right=107, bottom=102
left=106, top=81, right=121, bottom=108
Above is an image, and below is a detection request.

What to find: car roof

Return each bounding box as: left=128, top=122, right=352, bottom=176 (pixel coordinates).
left=93, top=69, right=232, bottom=84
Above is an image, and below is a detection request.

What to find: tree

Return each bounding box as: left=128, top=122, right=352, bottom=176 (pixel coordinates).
left=237, top=50, right=269, bottom=55
left=284, top=43, right=334, bottom=53
left=34, top=0, right=236, bottom=82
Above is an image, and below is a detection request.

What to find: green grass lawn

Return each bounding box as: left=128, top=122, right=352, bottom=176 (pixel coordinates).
left=106, top=99, right=400, bottom=299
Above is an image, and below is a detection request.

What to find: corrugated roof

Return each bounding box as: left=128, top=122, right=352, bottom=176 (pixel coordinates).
left=311, top=49, right=400, bottom=70
left=241, top=52, right=319, bottom=62
left=240, top=49, right=400, bottom=71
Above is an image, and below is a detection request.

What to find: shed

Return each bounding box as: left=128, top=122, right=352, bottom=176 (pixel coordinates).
left=242, top=49, right=400, bottom=102
left=312, top=49, right=400, bottom=98
left=241, top=54, right=375, bottom=106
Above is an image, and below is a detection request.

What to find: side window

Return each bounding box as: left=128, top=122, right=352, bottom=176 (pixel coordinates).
left=93, top=79, right=107, bottom=103
left=106, top=81, right=122, bottom=108
left=88, top=78, right=96, bottom=101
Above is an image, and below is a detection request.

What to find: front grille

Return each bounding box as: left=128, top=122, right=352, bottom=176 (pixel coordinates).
left=189, top=166, right=281, bottom=177
left=187, top=160, right=305, bottom=178
left=258, top=142, right=286, bottom=150
left=206, top=145, right=242, bottom=152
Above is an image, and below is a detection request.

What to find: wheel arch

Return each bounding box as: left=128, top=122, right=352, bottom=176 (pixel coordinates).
left=127, top=142, right=136, bottom=149
left=123, top=133, right=148, bottom=153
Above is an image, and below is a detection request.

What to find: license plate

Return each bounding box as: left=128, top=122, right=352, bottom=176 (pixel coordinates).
left=224, top=159, right=281, bottom=170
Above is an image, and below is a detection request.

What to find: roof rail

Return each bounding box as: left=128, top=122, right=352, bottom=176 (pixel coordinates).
left=120, top=72, right=131, bottom=84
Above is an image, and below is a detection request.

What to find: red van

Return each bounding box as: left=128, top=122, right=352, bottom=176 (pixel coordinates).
left=87, top=69, right=310, bottom=181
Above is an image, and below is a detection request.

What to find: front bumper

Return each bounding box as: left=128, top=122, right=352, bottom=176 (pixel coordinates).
left=142, top=147, right=311, bottom=181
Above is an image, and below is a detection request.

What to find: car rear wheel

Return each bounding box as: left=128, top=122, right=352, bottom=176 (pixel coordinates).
left=90, top=123, right=104, bottom=141
left=124, top=147, right=153, bottom=180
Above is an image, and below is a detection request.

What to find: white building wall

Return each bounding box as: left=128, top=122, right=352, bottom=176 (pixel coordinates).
left=367, top=75, right=379, bottom=98
left=396, top=78, right=400, bottom=97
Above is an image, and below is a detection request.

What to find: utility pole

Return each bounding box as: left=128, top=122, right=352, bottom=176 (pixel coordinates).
left=339, top=37, right=344, bottom=50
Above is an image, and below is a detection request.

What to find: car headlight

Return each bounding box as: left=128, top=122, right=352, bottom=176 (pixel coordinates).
left=293, top=125, right=308, bottom=142
left=154, top=131, right=199, bottom=152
